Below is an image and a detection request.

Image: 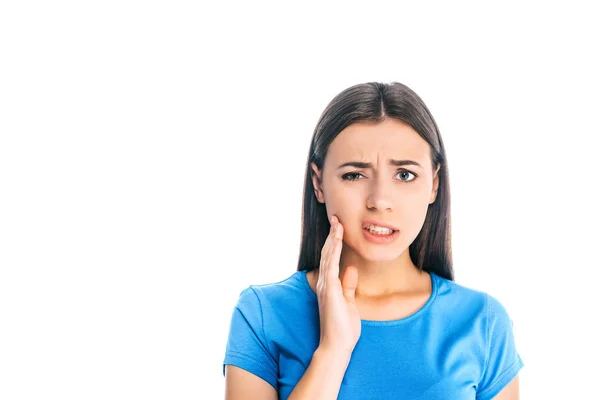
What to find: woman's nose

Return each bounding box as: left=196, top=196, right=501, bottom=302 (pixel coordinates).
left=366, top=180, right=393, bottom=211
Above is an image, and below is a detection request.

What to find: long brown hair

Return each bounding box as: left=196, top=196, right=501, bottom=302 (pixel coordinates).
left=296, top=82, right=454, bottom=281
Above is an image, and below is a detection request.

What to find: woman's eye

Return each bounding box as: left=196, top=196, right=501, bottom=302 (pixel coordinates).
left=342, top=172, right=362, bottom=181
left=397, top=170, right=416, bottom=182
left=342, top=171, right=416, bottom=182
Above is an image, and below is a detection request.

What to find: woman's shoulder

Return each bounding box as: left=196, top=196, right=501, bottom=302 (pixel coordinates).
left=435, top=272, right=489, bottom=299
left=233, top=270, right=316, bottom=310
left=432, top=272, right=514, bottom=321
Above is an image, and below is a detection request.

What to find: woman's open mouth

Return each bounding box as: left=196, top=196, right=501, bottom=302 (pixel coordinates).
left=362, top=226, right=400, bottom=244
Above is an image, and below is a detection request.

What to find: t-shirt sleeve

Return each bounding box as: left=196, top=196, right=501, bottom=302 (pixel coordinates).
left=476, top=293, right=524, bottom=400
left=222, top=287, right=278, bottom=390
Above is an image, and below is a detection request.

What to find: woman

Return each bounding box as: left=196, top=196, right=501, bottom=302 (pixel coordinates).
left=223, top=82, right=524, bottom=399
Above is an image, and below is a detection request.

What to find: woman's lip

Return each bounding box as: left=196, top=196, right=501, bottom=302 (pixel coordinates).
left=363, top=227, right=398, bottom=232
left=362, top=227, right=400, bottom=244
left=361, top=220, right=399, bottom=230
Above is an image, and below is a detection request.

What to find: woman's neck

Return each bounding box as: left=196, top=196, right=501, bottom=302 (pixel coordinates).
left=338, top=245, right=426, bottom=299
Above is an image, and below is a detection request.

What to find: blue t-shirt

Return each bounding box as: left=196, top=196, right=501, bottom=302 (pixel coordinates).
left=223, top=270, right=524, bottom=399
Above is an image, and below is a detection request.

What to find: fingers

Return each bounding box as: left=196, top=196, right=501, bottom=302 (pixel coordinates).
left=341, top=265, right=358, bottom=302
left=327, top=216, right=343, bottom=284
left=317, top=215, right=336, bottom=291
left=317, top=215, right=343, bottom=291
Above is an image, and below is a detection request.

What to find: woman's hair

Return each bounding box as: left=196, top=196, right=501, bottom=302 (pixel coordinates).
left=296, top=81, right=454, bottom=281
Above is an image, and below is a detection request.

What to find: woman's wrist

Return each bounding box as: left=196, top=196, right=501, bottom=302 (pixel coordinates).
left=314, top=345, right=353, bottom=369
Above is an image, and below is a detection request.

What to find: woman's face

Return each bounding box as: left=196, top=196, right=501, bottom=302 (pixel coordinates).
left=310, top=118, right=440, bottom=262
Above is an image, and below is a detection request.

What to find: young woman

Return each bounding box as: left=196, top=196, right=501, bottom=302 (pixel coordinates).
left=223, top=82, right=524, bottom=399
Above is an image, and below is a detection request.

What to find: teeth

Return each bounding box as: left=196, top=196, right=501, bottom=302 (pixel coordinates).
left=366, top=224, right=394, bottom=235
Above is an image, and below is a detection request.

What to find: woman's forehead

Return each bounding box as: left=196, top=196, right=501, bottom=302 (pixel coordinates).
left=327, top=120, right=431, bottom=164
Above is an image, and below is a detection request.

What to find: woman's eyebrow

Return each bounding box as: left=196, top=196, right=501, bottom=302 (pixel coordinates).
left=337, top=159, right=423, bottom=169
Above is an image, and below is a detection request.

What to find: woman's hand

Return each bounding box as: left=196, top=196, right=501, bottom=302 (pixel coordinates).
left=316, top=215, right=361, bottom=357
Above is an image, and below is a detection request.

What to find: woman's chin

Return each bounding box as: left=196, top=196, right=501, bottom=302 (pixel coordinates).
left=343, top=238, right=409, bottom=263
left=357, top=247, right=406, bottom=262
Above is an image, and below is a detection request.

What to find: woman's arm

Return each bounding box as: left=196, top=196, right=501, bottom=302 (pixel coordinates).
left=287, top=217, right=360, bottom=399
left=224, top=365, right=278, bottom=400
left=491, top=375, right=519, bottom=400
left=224, top=346, right=351, bottom=400
left=287, top=346, right=351, bottom=400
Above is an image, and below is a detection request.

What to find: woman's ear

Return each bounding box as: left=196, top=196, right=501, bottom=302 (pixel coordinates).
left=429, top=164, right=441, bottom=204
left=310, top=162, right=326, bottom=204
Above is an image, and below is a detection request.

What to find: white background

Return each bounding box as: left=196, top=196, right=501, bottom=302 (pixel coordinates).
left=1, top=1, right=598, bottom=399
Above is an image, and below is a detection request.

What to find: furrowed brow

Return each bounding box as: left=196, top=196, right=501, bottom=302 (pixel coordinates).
left=337, top=159, right=423, bottom=169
